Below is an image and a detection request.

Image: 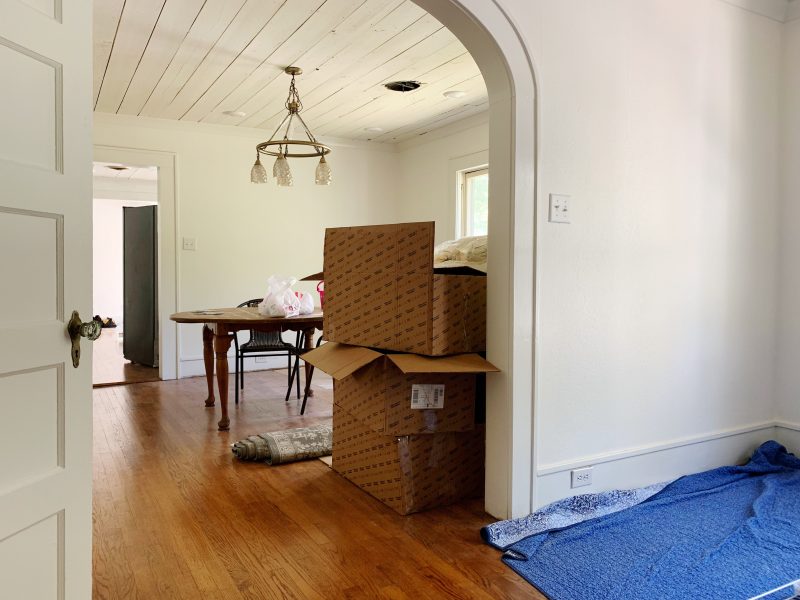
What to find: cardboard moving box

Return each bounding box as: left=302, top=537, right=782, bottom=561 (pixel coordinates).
left=332, top=404, right=485, bottom=515
left=303, top=342, right=498, bottom=436
left=323, top=222, right=487, bottom=355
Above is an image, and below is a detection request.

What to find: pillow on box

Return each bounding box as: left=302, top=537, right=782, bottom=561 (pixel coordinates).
left=433, top=235, right=487, bottom=273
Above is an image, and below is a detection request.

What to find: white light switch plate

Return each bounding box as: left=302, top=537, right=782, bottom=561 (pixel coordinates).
left=182, top=237, right=197, bottom=251
left=549, top=194, right=571, bottom=224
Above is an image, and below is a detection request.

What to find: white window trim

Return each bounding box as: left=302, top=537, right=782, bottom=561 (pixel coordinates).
left=460, top=166, right=489, bottom=238
left=449, top=150, right=489, bottom=239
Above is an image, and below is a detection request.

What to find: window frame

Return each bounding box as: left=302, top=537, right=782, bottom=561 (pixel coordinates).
left=458, top=165, right=489, bottom=238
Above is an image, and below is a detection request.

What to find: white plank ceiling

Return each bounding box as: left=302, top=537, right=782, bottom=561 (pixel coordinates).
left=93, top=0, right=487, bottom=143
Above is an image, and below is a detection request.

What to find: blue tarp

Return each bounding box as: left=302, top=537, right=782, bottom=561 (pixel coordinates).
left=500, top=441, right=800, bottom=600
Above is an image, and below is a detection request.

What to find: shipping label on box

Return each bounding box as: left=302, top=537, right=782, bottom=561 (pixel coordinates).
left=304, top=342, right=498, bottom=436
left=410, top=384, right=445, bottom=409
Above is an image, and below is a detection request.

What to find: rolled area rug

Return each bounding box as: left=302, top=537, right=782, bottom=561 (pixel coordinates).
left=231, top=424, right=332, bottom=465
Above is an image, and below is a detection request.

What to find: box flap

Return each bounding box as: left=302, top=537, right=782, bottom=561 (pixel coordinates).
left=387, top=353, right=499, bottom=374
left=300, top=271, right=324, bottom=281
left=302, top=342, right=383, bottom=379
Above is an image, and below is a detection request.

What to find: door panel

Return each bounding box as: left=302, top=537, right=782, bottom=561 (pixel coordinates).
left=123, top=205, right=158, bottom=367
left=0, top=365, right=62, bottom=490
left=0, top=209, right=61, bottom=325
left=0, top=1, right=92, bottom=598
left=0, top=512, right=63, bottom=599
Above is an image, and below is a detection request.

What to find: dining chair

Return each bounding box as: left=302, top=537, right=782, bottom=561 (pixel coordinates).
left=287, top=332, right=324, bottom=415
left=234, top=298, right=302, bottom=405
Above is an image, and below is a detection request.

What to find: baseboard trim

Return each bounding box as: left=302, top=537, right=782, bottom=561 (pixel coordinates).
left=775, top=421, right=800, bottom=432
left=537, top=421, right=778, bottom=476
left=178, top=355, right=287, bottom=378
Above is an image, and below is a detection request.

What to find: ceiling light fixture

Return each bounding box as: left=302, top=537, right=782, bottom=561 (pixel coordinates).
left=250, top=66, right=331, bottom=187
left=443, top=90, right=466, bottom=99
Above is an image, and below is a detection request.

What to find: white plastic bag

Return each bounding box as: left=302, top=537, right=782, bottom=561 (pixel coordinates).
left=258, top=276, right=300, bottom=317
left=296, top=291, right=314, bottom=315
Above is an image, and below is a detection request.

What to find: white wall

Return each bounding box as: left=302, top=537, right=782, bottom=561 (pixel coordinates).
left=92, top=0, right=796, bottom=511
left=92, top=197, right=157, bottom=330
left=94, top=113, right=399, bottom=376
left=776, top=17, right=800, bottom=450
left=491, top=0, right=785, bottom=505
left=92, top=198, right=124, bottom=327
left=338, top=0, right=790, bottom=507
left=394, top=114, right=489, bottom=242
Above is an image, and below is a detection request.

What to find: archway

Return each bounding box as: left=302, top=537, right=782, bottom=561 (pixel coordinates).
left=411, top=0, right=538, bottom=519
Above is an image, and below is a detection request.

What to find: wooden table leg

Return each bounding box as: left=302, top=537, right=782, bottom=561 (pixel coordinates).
left=213, top=332, right=234, bottom=431
left=302, top=326, right=315, bottom=397
left=202, top=325, right=215, bottom=407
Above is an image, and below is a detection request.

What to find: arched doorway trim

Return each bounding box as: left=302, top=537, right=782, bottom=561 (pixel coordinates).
left=411, top=0, right=539, bottom=519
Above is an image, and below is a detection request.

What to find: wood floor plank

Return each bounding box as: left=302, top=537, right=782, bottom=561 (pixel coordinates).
left=92, top=370, right=538, bottom=599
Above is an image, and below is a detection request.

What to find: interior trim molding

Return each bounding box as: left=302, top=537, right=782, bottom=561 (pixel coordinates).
left=93, top=112, right=398, bottom=153
left=719, top=0, right=795, bottom=22
left=775, top=420, right=800, bottom=432
left=395, top=111, right=489, bottom=151
left=537, top=421, right=778, bottom=475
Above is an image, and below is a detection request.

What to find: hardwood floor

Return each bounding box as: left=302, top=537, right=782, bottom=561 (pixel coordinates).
left=92, top=370, right=537, bottom=599
left=93, top=328, right=160, bottom=387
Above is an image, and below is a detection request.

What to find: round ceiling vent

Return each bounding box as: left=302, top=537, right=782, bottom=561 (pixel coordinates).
left=384, top=80, right=421, bottom=92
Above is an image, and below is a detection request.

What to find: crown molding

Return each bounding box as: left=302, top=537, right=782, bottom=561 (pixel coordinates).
left=93, top=111, right=398, bottom=153
left=720, top=0, right=796, bottom=22
left=394, top=111, right=489, bottom=152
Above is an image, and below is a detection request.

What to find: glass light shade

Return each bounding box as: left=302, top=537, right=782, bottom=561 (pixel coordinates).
left=274, top=153, right=293, bottom=187
left=250, top=157, right=267, bottom=184
left=315, top=155, right=332, bottom=185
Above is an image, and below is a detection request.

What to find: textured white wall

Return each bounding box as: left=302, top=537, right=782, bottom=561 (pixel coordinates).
left=94, top=113, right=399, bottom=374
left=777, top=18, right=800, bottom=430
left=93, top=0, right=793, bottom=508
left=495, top=0, right=785, bottom=500
left=394, top=116, right=489, bottom=242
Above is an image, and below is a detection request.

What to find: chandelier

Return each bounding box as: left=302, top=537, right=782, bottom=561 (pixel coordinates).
left=250, top=66, right=331, bottom=187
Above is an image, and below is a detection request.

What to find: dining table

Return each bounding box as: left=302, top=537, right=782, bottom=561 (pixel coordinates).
left=170, top=307, right=324, bottom=430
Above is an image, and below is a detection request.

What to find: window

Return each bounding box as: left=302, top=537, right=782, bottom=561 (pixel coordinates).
left=459, top=167, right=489, bottom=237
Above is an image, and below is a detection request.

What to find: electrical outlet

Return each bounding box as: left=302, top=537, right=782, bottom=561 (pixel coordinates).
left=549, top=193, right=571, bottom=224
left=571, top=466, right=593, bottom=488
left=182, top=237, right=197, bottom=251
left=254, top=357, right=268, bottom=363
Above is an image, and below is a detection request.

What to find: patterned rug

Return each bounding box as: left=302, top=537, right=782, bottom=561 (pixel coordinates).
left=231, top=424, right=332, bottom=465
left=481, top=481, right=670, bottom=550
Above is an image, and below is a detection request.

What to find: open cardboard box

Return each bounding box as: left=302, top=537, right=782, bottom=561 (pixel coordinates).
left=303, top=342, right=498, bottom=436
left=322, top=222, right=487, bottom=356
left=332, top=404, right=485, bottom=515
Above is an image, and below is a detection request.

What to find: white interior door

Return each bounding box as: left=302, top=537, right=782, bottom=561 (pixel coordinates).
left=0, top=1, right=93, bottom=598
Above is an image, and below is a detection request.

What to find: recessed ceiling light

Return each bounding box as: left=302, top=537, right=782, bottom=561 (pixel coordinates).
left=384, top=80, right=421, bottom=92
left=364, top=127, right=384, bottom=133
left=443, top=90, right=466, bottom=99
left=223, top=110, right=247, bottom=117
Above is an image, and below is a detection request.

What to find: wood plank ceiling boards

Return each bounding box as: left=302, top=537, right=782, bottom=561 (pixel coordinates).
left=93, top=0, right=488, bottom=143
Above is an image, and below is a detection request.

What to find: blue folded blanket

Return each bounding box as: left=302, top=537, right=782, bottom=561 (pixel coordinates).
left=496, top=441, right=800, bottom=600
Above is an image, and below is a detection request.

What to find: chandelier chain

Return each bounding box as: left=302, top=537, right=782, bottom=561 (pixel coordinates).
left=285, top=74, right=303, bottom=113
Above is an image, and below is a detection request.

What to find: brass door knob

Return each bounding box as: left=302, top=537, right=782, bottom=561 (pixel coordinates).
left=67, top=310, right=101, bottom=368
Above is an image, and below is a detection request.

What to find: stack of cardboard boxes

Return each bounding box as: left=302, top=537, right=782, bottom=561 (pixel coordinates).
left=304, top=222, right=497, bottom=515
